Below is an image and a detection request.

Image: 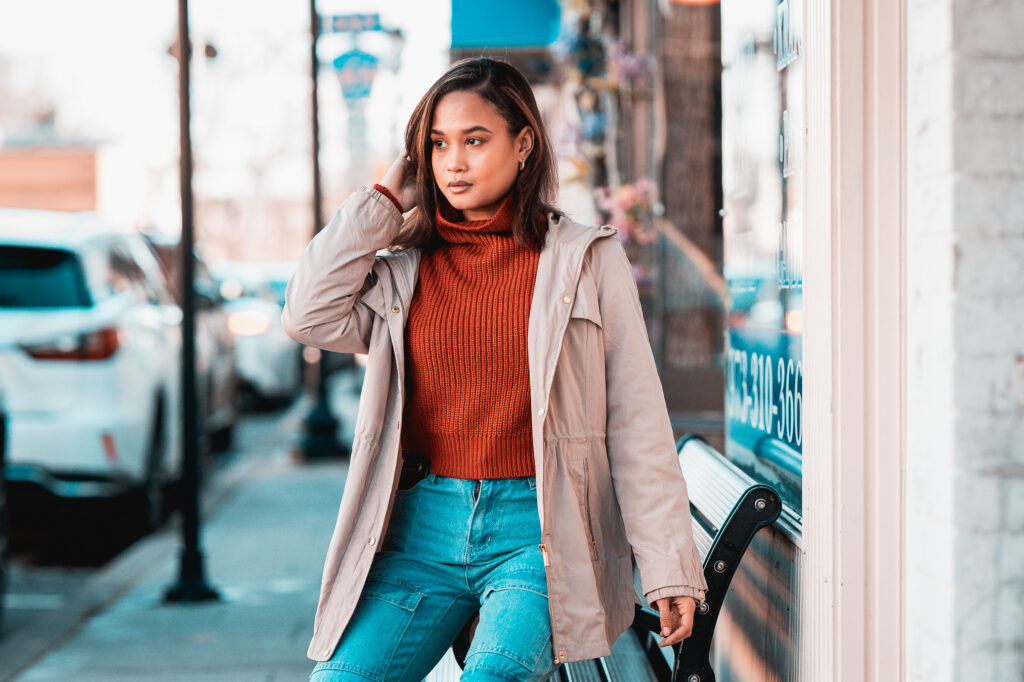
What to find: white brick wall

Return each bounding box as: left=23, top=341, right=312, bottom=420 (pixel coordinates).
left=907, top=0, right=1024, bottom=680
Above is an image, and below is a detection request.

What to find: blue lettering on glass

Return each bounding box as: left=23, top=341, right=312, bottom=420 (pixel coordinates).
left=727, top=347, right=801, bottom=449
left=780, top=109, right=795, bottom=178
left=774, top=0, right=801, bottom=71
left=777, top=220, right=803, bottom=290
left=726, top=327, right=803, bottom=480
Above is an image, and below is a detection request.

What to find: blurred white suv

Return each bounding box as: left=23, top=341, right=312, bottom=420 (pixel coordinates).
left=0, top=210, right=182, bottom=527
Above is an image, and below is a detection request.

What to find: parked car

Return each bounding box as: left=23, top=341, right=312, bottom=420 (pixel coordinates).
left=0, top=209, right=182, bottom=530
left=211, top=261, right=303, bottom=406
left=145, top=234, right=240, bottom=451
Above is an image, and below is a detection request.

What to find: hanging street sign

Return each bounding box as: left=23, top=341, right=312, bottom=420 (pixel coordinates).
left=332, top=49, right=379, bottom=100
left=321, top=13, right=381, bottom=34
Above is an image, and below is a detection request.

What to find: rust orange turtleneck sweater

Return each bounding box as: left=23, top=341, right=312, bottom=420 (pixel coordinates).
left=399, top=193, right=541, bottom=479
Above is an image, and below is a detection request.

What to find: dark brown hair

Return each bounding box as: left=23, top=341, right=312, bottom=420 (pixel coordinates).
left=387, top=57, right=561, bottom=253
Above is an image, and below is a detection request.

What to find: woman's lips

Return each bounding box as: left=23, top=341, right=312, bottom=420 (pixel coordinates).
left=448, top=181, right=472, bottom=194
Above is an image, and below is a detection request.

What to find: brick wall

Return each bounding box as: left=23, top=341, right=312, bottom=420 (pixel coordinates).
left=906, top=1, right=1024, bottom=679
left=0, top=147, right=97, bottom=211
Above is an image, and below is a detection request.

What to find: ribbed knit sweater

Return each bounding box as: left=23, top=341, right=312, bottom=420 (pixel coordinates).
left=398, top=193, right=541, bottom=479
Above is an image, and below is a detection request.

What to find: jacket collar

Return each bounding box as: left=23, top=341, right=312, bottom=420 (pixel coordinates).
left=377, top=212, right=618, bottom=311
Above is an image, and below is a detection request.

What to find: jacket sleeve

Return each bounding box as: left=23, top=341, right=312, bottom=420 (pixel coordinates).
left=281, top=186, right=405, bottom=354
left=594, top=236, right=709, bottom=608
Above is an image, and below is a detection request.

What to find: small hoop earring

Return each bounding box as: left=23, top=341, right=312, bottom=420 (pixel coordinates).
left=518, top=160, right=525, bottom=171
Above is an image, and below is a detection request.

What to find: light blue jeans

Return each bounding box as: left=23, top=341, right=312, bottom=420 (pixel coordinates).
left=310, top=474, right=561, bottom=682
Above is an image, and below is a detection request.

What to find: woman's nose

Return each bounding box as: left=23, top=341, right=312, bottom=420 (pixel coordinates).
left=447, top=148, right=467, bottom=172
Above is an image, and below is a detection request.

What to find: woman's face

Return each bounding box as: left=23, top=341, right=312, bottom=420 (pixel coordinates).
left=429, top=90, right=533, bottom=221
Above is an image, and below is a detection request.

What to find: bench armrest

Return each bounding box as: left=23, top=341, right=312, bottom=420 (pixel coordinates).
left=629, top=435, right=781, bottom=682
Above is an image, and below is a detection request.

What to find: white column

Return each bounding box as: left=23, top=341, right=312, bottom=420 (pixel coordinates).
left=802, top=0, right=906, bottom=678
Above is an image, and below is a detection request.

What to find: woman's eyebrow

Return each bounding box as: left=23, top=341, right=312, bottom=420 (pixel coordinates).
left=430, top=126, right=493, bottom=136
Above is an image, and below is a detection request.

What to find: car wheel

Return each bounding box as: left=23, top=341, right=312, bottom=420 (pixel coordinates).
left=138, top=396, right=166, bottom=534
left=209, top=422, right=234, bottom=453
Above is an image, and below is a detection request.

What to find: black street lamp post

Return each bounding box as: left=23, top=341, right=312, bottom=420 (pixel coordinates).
left=297, top=0, right=350, bottom=460
left=164, top=0, right=219, bottom=604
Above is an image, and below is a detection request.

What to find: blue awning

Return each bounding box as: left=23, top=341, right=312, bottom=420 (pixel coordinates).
left=451, top=0, right=561, bottom=49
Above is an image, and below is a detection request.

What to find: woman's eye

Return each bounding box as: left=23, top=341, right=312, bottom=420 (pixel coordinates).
left=432, top=139, right=446, bottom=149
left=467, top=138, right=482, bottom=146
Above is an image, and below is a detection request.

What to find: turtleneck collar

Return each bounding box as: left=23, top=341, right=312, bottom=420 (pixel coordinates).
left=434, top=192, right=517, bottom=244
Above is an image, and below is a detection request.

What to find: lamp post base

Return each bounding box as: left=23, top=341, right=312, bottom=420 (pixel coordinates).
left=164, top=549, right=220, bottom=603
left=297, top=397, right=350, bottom=459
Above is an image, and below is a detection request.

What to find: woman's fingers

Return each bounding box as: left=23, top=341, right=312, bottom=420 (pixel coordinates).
left=379, top=153, right=417, bottom=211
left=656, top=597, right=673, bottom=637
left=656, top=596, right=696, bottom=647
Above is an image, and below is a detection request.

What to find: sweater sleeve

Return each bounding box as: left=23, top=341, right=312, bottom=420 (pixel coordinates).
left=372, top=183, right=404, bottom=214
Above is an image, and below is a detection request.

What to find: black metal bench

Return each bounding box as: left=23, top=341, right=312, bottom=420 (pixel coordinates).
left=556, top=435, right=781, bottom=682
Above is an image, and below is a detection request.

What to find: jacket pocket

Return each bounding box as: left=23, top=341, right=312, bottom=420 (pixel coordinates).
left=567, top=448, right=599, bottom=562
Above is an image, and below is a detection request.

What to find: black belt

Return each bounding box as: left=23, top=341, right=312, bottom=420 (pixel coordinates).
left=398, top=452, right=430, bottom=491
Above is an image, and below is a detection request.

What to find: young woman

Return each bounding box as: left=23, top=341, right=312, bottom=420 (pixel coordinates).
left=283, top=58, right=708, bottom=682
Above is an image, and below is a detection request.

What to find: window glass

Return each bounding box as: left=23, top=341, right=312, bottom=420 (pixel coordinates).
left=721, top=0, right=804, bottom=512
left=108, top=241, right=163, bottom=305
left=124, top=237, right=174, bottom=305
left=0, top=246, right=91, bottom=308
left=107, top=245, right=144, bottom=299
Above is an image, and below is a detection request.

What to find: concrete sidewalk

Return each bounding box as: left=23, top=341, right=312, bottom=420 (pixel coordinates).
left=9, top=451, right=345, bottom=682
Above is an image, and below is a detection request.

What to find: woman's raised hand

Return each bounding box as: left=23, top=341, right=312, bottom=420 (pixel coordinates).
left=379, top=152, right=418, bottom=213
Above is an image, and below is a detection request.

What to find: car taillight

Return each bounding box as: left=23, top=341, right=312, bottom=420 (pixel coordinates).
left=228, top=310, right=271, bottom=336
left=22, top=327, right=121, bottom=361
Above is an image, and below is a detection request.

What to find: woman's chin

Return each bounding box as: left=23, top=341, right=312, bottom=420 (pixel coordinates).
left=443, top=193, right=474, bottom=211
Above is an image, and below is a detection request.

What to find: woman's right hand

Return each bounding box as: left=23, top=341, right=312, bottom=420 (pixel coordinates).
left=379, top=152, right=418, bottom=212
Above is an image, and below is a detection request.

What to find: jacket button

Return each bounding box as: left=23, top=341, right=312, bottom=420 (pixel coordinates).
left=537, top=407, right=545, bottom=416
left=391, top=306, right=400, bottom=314
left=562, top=296, right=571, bottom=304
left=368, top=536, right=376, bottom=546
left=558, top=650, right=566, bottom=659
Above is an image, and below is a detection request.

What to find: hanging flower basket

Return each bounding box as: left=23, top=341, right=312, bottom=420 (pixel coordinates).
left=593, top=178, right=659, bottom=246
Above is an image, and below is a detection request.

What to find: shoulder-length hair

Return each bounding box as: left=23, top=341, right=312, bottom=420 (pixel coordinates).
left=388, top=57, right=561, bottom=253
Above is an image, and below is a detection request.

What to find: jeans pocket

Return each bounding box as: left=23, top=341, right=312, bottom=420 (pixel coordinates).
left=312, top=575, right=425, bottom=681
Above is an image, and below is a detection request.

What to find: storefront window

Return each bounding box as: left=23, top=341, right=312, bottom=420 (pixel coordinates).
left=721, top=0, right=804, bottom=512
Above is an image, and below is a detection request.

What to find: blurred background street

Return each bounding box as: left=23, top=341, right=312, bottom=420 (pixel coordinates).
left=1, top=0, right=1023, bottom=680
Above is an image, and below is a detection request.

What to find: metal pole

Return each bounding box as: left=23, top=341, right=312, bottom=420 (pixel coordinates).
left=298, top=0, right=349, bottom=460
left=165, top=0, right=218, bottom=603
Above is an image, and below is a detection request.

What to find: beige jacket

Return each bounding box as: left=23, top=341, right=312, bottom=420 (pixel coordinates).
left=282, top=186, right=708, bottom=664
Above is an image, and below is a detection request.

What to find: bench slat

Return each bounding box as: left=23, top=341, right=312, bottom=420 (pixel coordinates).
left=678, top=437, right=754, bottom=533
left=560, top=659, right=605, bottom=682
